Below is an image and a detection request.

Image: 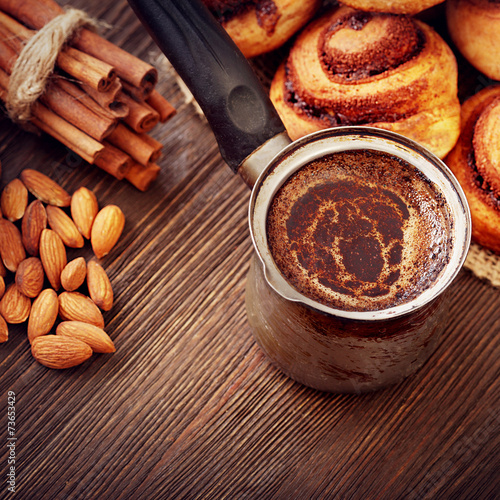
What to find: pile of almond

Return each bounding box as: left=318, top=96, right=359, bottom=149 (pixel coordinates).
left=0, top=169, right=125, bottom=369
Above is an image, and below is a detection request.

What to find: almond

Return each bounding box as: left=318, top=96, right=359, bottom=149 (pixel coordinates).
left=56, top=321, right=115, bottom=353
left=0, top=218, right=26, bottom=272
left=22, top=200, right=47, bottom=256
left=91, top=205, right=125, bottom=259
left=1, top=178, right=28, bottom=221
left=20, top=169, right=71, bottom=207
left=27, top=289, right=59, bottom=342
left=46, top=205, right=84, bottom=248
left=0, top=284, right=31, bottom=324
left=71, top=187, right=98, bottom=239
left=61, top=257, right=87, bottom=292
left=87, top=260, right=113, bottom=311
left=31, top=335, right=92, bottom=369
left=0, top=275, right=4, bottom=299
left=0, top=315, right=8, bottom=342
left=15, top=257, right=44, bottom=298
left=39, top=229, right=67, bottom=290
left=0, top=259, right=6, bottom=278
left=58, top=291, right=104, bottom=328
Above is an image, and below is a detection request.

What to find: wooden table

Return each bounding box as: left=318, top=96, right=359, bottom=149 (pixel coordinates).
left=1, top=2, right=499, bottom=499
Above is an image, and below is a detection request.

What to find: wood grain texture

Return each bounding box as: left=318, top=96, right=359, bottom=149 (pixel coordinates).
left=0, top=2, right=499, bottom=499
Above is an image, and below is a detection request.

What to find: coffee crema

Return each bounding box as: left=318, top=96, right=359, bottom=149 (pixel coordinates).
left=266, top=149, right=453, bottom=312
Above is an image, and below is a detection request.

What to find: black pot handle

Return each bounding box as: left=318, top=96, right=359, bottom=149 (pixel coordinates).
left=127, top=0, right=286, bottom=172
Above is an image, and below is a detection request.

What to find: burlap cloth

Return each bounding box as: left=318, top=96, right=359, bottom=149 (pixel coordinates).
left=464, top=243, right=500, bottom=288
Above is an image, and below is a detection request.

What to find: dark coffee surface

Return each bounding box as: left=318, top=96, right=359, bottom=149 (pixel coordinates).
left=266, top=149, right=453, bottom=311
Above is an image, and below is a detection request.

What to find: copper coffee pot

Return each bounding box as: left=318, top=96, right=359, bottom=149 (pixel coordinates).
left=127, top=0, right=471, bottom=392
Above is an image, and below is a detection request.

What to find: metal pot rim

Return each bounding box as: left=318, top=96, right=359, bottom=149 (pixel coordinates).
left=248, top=126, right=471, bottom=321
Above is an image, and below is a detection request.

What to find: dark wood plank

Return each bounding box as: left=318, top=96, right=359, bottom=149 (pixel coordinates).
left=0, top=2, right=499, bottom=499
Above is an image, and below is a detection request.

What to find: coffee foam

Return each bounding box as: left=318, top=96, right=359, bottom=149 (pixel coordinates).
left=266, top=149, right=453, bottom=312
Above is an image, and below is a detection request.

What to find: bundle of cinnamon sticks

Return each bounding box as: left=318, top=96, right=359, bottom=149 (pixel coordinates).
left=0, top=0, right=176, bottom=191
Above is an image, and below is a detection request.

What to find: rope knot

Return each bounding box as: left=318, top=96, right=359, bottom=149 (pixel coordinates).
left=6, top=8, right=97, bottom=123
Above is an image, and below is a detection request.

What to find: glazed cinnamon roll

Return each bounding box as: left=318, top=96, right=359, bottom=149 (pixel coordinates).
left=447, top=0, right=500, bottom=81
left=445, top=86, right=500, bottom=254
left=202, top=0, right=321, bottom=58
left=340, top=0, right=445, bottom=14
left=269, top=6, right=461, bottom=159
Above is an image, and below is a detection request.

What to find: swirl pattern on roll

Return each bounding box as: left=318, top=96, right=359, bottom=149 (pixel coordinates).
left=269, top=6, right=461, bottom=159
left=202, top=0, right=321, bottom=58
left=445, top=85, right=500, bottom=253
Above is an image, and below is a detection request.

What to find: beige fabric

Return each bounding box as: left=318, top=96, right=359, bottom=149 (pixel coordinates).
left=6, top=8, right=96, bottom=123
left=465, top=243, right=500, bottom=288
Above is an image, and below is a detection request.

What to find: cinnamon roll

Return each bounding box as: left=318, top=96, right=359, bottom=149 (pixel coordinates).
left=269, top=6, right=461, bottom=159
left=447, top=0, right=500, bottom=81
left=339, top=0, right=445, bottom=14
left=445, top=85, right=500, bottom=254
left=202, top=0, right=321, bottom=58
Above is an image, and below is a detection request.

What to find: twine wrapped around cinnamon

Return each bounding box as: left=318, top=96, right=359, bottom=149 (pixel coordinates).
left=0, top=0, right=177, bottom=191
left=6, top=8, right=96, bottom=123
left=269, top=6, right=461, bottom=159
left=0, top=10, right=117, bottom=94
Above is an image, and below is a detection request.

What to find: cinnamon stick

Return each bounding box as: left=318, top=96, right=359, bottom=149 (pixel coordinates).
left=137, top=132, right=163, bottom=163
left=63, top=46, right=116, bottom=92
left=119, top=91, right=160, bottom=134
left=0, top=0, right=179, bottom=189
left=56, top=79, right=116, bottom=122
left=121, top=80, right=150, bottom=102
left=75, top=30, right=158, bottom=95
left=0, top=0, right=57, bottom=27
left=0, top=69, right=103, bottom=164
left=0, top=24, right=19, bottom=73
left=94, top=142, right=132, bottom=180
left=125, top=161, right=161, bottom=192
left=84, top=81, right=129, bottom=118
left=147, top=90, right=177, bottom=123
left=0, top=10, right=116, bottom=92
left=30, top=103, right=104, bottom=165
left=0, top=68, right=129, bottom=179
left=0, top=0, right=158, bottom=91
left=0, top=29, right=117, bottom=141
left=107, top=123, right=162, bottom=166
left=0, top=65, right=10, bottom=91
left=41, top=80, right=117, bottom=142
